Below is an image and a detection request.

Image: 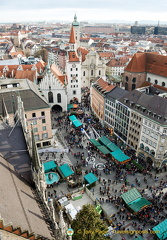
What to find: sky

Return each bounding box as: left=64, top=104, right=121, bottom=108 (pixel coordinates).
left=0, top=0, right=167, bottom=24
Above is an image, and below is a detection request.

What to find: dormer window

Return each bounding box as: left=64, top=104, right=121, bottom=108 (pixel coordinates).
left=124, top=98, right=128, bottom=103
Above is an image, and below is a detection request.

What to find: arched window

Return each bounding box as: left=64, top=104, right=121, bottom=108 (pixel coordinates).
left=91, top=70, right=93, bottom=76
left=83, top=71, right=85, bottom=76
left=140, top=143, right=144, bottom=149
left=125, top=76, right=129, bottom=82
left=145, top=146, right=149, bottom=153
left=48, top=91, right=53, bottom=103
left=162, top=82, right=165, bottom=87
left=99, top=70, right=101, bottom=75
left=132, top=77, right=136, bottom=83
left=150, top=150, right=155, bottom=156
left=125, top=82, right=128, bottom=90
left=155, top=79, right=158, bottom=84
left=147, top=77, right=151, bottom=82
left=132, top=84, right=136, bottom=90
left=57, top=93, right=61, bottom=103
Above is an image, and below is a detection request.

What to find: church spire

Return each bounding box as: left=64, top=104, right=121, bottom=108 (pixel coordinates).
left=69, top=26, right=76, bottom=44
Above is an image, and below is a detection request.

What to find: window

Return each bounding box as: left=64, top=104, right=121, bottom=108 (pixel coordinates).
left=32, top=120, right=37, bottom=125
left=159, top=146, right=163, bottom=151
left=91, top=70, right=93, bottom=76
left=33, top=127, right=38, bottom=132
left=70, top=68, right=72, bottom=71
left=83, top=71, right=85, bottom=76
left=42, top=133, right=48, bottom=139
left=25, top=114, right=27, bottom=118
left=41, top=111, right=45, bottom=116
left=125, top=76, right=128, bottom=82
left=162, top=82, right=165, bottom=87
left=76, top=68, right=78, bottom=71
left=48, top=91, right=53, bottom=103
left=42, top=119, right=46, bottom=124
left=73, top=90, right=76, bottom=95
left=132, top=77, right=136, bottom=83
left=34, top=135, right=39, bottom=141
left=57, top=93, right=61, bottom=103
left=131, top=84, right=136, bottom=90
left=155, top=79, right=158, bottom=84
left=148, top=77, right=151, bottom=82
left=99, top=70, right=101, bottom=75
left=43, top=126, right=47, bottom=131
left=32, top=113, right=36, bottom=117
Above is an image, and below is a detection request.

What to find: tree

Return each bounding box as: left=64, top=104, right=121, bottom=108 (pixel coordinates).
left=71, top=204, right=108, bottom=240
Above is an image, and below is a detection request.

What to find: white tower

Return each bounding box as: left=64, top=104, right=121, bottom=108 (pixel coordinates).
left=66, top=26, right=82, bottom=104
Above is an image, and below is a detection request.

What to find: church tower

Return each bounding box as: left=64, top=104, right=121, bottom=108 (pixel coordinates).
left=66, top=25, right=81, bottom=104
left=72, top=14, right=80, bottom=48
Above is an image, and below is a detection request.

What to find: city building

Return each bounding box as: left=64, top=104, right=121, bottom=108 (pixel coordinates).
left=91, top=78, right=115, bottom=124
left=123, top=52, right=167, bottom=91
left=0, top=78, right=53, bottom=148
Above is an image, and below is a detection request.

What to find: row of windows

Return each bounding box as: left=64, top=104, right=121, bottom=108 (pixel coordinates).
left=48, top=92, right=61, bottom=103
left=34, top=126, right=47, bottom=132
left=31, top=119, right=46, bottom=125
left=105, top=116, right=114, bottom=126
left=148, top=77, right=166, bottom=87
left=143, top=128, right=158, bottom=139
left=31, top=111, right=45, bottom=118
left=141, top=136, right=157, bottom=148
left=83, top=70, right=101, bottom=76
left=71, top=80, right=78, bottom=83
left=144, top=120, right=160, bottom=131
left=34, top=133, right=48, bottom=141
left=131, top=113, right=141, bottom=121
left=71, top=68, right=78, bottom=71
left=71, top=85, right=78, bottom=88
left=129, top=133, right=139, bottom=142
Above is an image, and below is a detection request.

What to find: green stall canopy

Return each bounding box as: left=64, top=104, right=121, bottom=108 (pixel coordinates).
left=96, top=145, right=110, bottom=155
left=43, top=160, right=57, bottom=173
left=58, top=164, right=74, bottom=178
left=84, top=172, right=98, bottom=184
left=152, top=219, right=167, bottom=240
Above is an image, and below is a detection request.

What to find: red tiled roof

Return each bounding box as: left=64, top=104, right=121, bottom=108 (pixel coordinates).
left=97, top=78, right=115, bottom=92
left=77, top=47, right=89, bottom=62
left=15, top=70, right=36, bottom=82
left=98, top=52, right=115, bottom=59
left=140, top=81, right=167, bottom=92
left=68, top=51, right=79, bottom=62
left=125, top=52, right=167, bottom=77
left=69, top=26, right=76, bottom=44
left=50, top=64, right=66, bottom=85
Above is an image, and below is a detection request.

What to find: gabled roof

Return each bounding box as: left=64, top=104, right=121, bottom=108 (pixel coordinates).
left=77, top=47, right=89, bottom=62
left=96, top=78, right=115, bottom=93
left=68, top=51, right=79, bottom=62
left=15, top=70, right=36, bottom=82
left=124, top=52, right=146, bottom=72
left=50, top=64, right=66, bottom=85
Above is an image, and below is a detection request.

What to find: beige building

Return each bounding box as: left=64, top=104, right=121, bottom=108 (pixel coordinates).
left=0, top=78, right=52, bottom=148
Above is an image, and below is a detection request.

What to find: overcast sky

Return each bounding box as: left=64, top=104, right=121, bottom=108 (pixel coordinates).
left=0, top=0, right=167, bottom=23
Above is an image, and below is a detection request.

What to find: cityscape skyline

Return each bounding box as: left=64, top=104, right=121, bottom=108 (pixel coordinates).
left=0, top=0, right=167, bottom=24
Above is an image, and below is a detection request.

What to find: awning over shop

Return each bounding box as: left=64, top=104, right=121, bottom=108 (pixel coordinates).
left=98, top=136, right=111, bottom=146
left=84, top=172, right=98, bottom=184
left=121, top=188, right=141, bottom=205
left=121, top=188, right=151, bottom=213
left=110, top=150, right=130, bottom=163
left=69, top=115, right=77, bottom=121
left=128, top=197, right=151, bottom=212
left=152, top=219, right=167, bottom=240
left=69, top=115, right=82, bottom=128
left=96, top=145, right=110, bottom=155
left=72, top=119, right=82, bottom=128
left=43, top=160, right=57, bottom=173
left=67, top=104, right=78, bottom=110
left=89, top=139, right=101, bottom=147
left=58, top=164, right=74, bottom=178
left=107, top=142, right=120, bottom=152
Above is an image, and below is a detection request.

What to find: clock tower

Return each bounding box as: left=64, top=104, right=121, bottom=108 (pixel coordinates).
left=66, top=25, right=82, bottom=105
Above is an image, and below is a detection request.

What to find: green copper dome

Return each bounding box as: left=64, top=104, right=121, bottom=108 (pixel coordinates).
left=72, top=14, right=79, bottom=26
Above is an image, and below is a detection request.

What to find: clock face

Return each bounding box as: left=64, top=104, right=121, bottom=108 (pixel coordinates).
left=72, top=64, right=76, bottom=68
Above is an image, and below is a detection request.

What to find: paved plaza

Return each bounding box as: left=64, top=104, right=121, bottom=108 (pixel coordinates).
left=39, top=110, right=167, bottom=240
